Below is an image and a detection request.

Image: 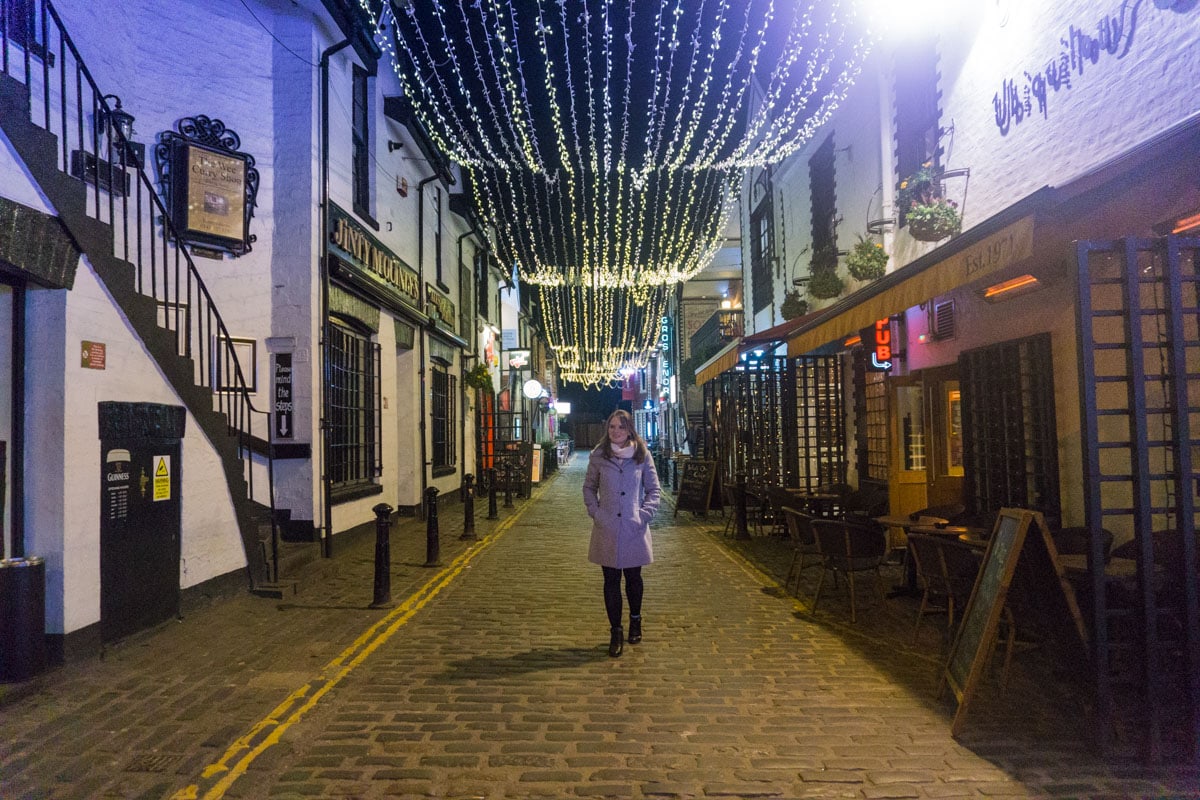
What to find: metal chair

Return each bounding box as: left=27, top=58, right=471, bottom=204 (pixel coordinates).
left=811, top=518, right=889, bottom=622
left=1052, top=526, right=1114, bottom=563
left=781, top=506, right=822, bottom=598
left=908, top=533, right=982, bottom=643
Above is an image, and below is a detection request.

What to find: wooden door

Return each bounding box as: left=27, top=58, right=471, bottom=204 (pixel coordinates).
left=888, top=374, right=927, bottom=516
left=923, top=364, right=964, bottom=508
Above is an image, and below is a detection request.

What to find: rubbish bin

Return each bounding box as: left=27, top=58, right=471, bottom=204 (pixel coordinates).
left=0, top=556, right=47, bottom=682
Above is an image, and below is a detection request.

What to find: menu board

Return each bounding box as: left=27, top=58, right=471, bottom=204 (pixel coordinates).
left=673, top=459, right=717, bottom=517
left=942, top=508, right=1032, bottom=735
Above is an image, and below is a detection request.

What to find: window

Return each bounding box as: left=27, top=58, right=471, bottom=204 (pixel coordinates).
left=749, top=195, right=773, bottom=313
left=897, top=384, right=925, bottom=472
left=431, top=364, right=457, bottom=474
left=4, top=0, right=52, bottom=63
left=327, top=318, right=382, bottom=494
left=475, top=251, right=489, bottom=318
left=959, top=334, right=1060, bottom=527
left=894, top=41, right=941, bottom=225
left=853, top=352, right=889, bottom=483
left=434, top=186, right=444, bottom=288
left=808, top=134, right=838, bottom=257
left=352, top=65, right=372, bottom=222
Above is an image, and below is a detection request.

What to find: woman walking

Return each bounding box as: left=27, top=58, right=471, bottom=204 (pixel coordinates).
left=582, top=409, right=662, bottom=657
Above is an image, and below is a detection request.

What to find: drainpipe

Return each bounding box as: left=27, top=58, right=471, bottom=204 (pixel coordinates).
left=9, top=283, right=25, bottom=558
left=319, top=38, right=351, bottom=558
left=416, top=173, right=440, bottom=513
left=457, top=225, right=480, bottom=477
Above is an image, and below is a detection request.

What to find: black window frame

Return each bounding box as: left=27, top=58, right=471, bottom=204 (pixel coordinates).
left=893, top=40, right=942, bottom=227
left=809, top=134, right=838, bottom=259
left=351, top=64, right=374, bottom=225
left=431, top=362, right=458, bottom=476
left=749, top=194, right=773, bottom=314
left=327, top=316, right=382, bottom=500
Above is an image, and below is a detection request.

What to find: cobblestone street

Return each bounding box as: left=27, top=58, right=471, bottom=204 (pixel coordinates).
left=1, top=456, right=1196, bottom=799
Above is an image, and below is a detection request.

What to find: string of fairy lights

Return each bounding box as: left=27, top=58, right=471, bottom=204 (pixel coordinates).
left=363, top=0, right=871, bottom=386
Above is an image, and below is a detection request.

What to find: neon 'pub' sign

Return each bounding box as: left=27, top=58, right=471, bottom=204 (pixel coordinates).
left=870, top=318, right=893, bottom=371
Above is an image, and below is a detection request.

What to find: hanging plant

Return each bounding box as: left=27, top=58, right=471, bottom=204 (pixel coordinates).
left=464, top=363, right=494, bottom=393
left=905, top=199, right=961, bottom=242
left=781, top=289, right=808, bottom=320
left=846, top=235, right=889, bottom=281
left=898, top=162, right=962, bottom=243
left=807, top=267, right=844, bottom=300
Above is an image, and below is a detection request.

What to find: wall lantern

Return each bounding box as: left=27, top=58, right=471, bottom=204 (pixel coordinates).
left=69, top=94, right=143, bottom=197
left=100, top=95, right=139, bottom=160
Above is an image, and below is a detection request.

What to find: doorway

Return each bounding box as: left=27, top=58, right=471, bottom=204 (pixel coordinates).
left=922, top=363, right=964, bottom=508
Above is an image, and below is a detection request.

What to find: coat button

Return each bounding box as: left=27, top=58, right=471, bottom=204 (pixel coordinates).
left=617, top=513, right=622, bottom=517
left=621, top=491, right=626, bottom=495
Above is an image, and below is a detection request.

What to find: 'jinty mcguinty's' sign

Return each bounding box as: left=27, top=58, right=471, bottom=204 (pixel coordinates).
left=328, top=204, right=420, bottom=306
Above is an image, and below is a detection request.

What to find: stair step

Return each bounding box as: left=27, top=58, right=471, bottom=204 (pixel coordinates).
left=250, top=580, right=300, bottom=600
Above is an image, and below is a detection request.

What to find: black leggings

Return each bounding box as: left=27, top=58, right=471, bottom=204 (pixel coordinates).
left=601, top=566, right=643, bottom=628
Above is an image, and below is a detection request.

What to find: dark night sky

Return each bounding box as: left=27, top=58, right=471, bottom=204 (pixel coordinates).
left=557, top=382, right=624, bottom=421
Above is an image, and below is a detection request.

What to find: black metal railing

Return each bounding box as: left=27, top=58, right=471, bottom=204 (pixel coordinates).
left=690, top=308, right=743, bottom=360
left=1, top=0, right=275, bottom=522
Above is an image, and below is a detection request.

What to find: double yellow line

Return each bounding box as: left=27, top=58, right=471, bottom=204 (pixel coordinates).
left=171, top=507, right=527, bottom=800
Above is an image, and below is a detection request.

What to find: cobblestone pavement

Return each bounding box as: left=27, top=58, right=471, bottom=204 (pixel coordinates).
left=1, top=456, right=1197, bottom=799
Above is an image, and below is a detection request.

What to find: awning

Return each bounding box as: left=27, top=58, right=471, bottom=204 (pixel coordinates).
left=787, top=191, right=1049, bottom=357
left=694, top=339, right=740, bottom=387
left=695, top=308, right=824, bottom=386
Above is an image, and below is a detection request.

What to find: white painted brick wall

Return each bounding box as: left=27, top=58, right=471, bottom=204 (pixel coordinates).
left=935, top=0, right=1200, bottom=230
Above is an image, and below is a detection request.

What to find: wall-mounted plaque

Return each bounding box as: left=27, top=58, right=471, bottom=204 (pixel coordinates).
left=155, top=116, right=258, bottom=257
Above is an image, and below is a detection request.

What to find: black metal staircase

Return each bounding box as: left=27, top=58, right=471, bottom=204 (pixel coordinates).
left=0, top=0, right=292, bottom=591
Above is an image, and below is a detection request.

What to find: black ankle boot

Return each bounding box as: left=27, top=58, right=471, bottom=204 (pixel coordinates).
left=628, top=615, right=642, bottom=644
left=609, top=626, right=624, bottom=657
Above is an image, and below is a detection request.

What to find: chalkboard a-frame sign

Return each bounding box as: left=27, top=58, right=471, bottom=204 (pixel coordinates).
left=674, top=459, right=717, bottom=517
left=940, top=507, right=1034, bottom=736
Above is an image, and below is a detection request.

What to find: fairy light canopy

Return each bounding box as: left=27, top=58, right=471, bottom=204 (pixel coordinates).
left=385, top=0, right=869, bottom=174
left=374, top=0, right=872, bottom=386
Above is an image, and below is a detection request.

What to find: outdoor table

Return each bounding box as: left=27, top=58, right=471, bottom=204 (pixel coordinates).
left=1058, top=554, right=1138, bottom=579
left=786, top=490, right=842, bottom=518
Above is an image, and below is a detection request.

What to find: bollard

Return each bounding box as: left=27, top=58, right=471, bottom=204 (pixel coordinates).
left=503, top=463, right=514, bottom=508
left=734, top=472, right=750, bottom=540
left=424, top=486, right=441, bottom=566
left=460, top=474, right=476, bottom=540
left=370, top=503, right=393, bottom=607
left=671, top=458, right=680, bottom=492
left=487, top=467, right=499, bottom=520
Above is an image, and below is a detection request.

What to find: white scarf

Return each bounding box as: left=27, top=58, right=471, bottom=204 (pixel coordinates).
left=611, top=443, right=635, bottom=460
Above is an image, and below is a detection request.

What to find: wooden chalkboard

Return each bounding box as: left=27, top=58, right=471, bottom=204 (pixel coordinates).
left=941, top=508, right=1034, bottom=736
left=940, top=508, right=1090, bottom=736
left=673, top=459, right=717, bottom=517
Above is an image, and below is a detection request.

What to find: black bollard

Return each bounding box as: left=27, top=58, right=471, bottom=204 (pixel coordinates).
left=671, top=458, right=680, bottom=492
left=487, top=467, right=499, bottom=520
left=370, top=502, right=393, bottom=607
left=460, top=474, right=476, bottom=541
left=503, top=463, right=514, bottom=508
left=734, top=472, right=750, bottom=540
left=424, top=487, right=441, bottom=566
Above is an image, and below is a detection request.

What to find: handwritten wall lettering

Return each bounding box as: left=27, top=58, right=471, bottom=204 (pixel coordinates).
left=991, top=0, right=1175, bottom=135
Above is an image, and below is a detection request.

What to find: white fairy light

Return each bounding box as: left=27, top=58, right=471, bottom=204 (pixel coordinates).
left=365, top=0, right=872, bottom=385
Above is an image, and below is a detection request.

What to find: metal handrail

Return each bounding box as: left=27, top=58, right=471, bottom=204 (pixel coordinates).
left=1, top=0, right=276, bottom=548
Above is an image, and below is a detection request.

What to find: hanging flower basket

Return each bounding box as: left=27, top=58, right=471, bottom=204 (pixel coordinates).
left=781, top=289, right=809, bottom=320
left=906, top=200, right=961, bottom=242
left=846, top=235, right=888, bottom=281
left=899, top=163, right=962, bottom=243
left=464, top=363, right=494, bottom=393
left=807, top=268, right=844, bottom=300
